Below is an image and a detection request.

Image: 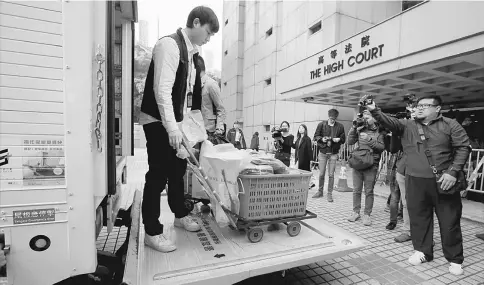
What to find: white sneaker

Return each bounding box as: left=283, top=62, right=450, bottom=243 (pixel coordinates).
left=144, top=233, right=176, bottom=253
left=449, top=263, right=463, bottom=275
left=362, top=215, right=372, bottom=226
left=347, top=212, right=360, bottom=222
left=408, top=251, right=428, bottom=266
left=174, top=216, right=201, bottom=232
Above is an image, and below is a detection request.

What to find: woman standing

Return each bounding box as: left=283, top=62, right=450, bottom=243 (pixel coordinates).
left=293, top=124, right=313, bottom=171
left=274, top=121, right=294, bottom=167
left=250, top=131, right=260, bottom=151
left=347, top=110, right=385, bottom=226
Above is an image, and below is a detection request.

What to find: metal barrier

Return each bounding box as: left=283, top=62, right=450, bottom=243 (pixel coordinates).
left=329, top=146, right=484, bottom=194
left=465, top=149, right=484, bottom=193
left=310, top=142, right=355, bottom=170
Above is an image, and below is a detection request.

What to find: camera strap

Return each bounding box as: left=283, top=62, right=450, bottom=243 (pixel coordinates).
left=415, top=121, right=438, bottom=174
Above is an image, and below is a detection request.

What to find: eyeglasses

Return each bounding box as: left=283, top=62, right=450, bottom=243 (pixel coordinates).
left=416, top=104, right=437, bottom=110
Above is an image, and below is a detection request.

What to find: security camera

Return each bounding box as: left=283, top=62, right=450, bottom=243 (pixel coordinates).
left=303, top=97, right=314, bottom=103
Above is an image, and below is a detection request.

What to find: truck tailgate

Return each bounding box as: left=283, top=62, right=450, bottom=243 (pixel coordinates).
left=123, top=192, right=367, bottom=285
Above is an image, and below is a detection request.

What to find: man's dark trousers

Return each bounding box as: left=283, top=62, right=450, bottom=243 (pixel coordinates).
left=406, top=175, right=464, bottom=264
left=142, top=121, right=189, bottom=236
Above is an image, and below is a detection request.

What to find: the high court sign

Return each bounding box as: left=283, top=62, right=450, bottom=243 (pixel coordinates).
left=310, top=36, right=385, bottom=80
left=278, top=18, right=401, bottom=96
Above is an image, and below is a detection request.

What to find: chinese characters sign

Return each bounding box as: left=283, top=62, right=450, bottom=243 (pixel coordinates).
left=0, top=137, right=65, bottom=189
left=13, top=208, right=55, bottom=225
left=310, top=35, right=385, bottom=80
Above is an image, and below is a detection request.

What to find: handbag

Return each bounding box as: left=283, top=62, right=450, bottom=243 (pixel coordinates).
left=348, top=146, right=374, bottom=170
left=416, top=123, right=467, bottom=195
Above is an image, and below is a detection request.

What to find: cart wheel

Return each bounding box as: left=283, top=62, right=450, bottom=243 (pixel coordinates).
left=286, top=222, right=301, bottom=237
left=200, top=204, right=211, bottom=214
left=247, top=228, right=264, bottom=243
left=184, top=200, right=195, bottom=212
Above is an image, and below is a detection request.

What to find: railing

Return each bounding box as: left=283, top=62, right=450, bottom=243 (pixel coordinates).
left=466, top=149, right=484, bottom=193
left=312, top=143, right=484, bottom=194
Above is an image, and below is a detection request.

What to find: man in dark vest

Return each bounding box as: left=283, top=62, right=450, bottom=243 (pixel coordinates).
left=139, top=6, right=219, bottom=253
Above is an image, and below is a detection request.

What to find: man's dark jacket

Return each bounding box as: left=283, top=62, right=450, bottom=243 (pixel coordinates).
left=141, top=28, right=201, bottom=124
left=227, top=128, right=246, bottom=149
left=371, top=108, right=470, bottom=178
left=313, top=121, right=346, bottom=154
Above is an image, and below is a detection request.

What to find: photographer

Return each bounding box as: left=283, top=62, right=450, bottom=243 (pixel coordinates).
left=273, top=121, right=294, bottom=167
left=312, top=109, right=346, bottom=202
left=347, top=109, right=385, bottom=226
left=363, top=94, right=470, bottom=276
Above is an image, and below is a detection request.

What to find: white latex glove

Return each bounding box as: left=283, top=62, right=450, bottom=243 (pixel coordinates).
left=176, top=148, right=190, bottom=160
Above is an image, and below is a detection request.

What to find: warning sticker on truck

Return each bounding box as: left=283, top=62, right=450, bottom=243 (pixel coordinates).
left=13, top=208, right=55, bottom=225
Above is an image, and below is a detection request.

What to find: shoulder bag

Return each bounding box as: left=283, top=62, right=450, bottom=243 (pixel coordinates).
left=416, top=122, right=467, bottom=195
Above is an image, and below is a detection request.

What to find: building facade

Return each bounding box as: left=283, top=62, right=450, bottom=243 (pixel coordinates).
left=221, top=0, right=403, bottom=150
left=222, top=0, right=484, bottom=151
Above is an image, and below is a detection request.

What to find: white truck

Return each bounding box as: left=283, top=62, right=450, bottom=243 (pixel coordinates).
left=0, top=1, right=136, bottom=284
left=0, top=1, right=367, bottom=285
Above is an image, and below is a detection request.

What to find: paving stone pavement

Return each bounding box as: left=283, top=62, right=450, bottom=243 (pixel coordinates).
left=238, top=169, right=484, bottom=285
left=98, top=149, right=484, bottom=285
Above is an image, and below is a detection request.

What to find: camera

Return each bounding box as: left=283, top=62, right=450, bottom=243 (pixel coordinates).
left=358, top=94, right=374, bottom=107
left=322, top=136, right=332, bottom=147
left=352, top=113, right=366, bottom=128
left=403, top=93, right=417, bottom=108
left=271, top=126, right=282, bottom=139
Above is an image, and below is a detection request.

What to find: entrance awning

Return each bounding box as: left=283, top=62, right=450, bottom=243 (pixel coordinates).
left=278, top=1, right=484, bottom=111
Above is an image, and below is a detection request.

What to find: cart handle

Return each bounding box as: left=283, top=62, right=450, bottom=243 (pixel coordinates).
left=237, top=177, right=245, bottom=195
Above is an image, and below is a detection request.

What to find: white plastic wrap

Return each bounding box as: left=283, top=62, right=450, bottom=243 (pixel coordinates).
left=199, top=141, right=251, bottom=227
left=179, top=110, right=208, bottom=148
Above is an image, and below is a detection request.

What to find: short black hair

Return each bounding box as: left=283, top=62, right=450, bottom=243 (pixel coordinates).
left=186, top=6, right=220, bottom=33
left=328, top=108, right=339, bottom=118
left=197, top=55, right=206, bottom=72
left=280, top=121, right=290, bottom=129
left=417, top=95, right=443, bottom=106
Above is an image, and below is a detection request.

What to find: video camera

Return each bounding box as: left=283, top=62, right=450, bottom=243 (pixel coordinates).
left=352, top=113, right=366, bottom=128
left=271, top=126, right=282, bottom=139
left=389, top=93, right=418, bottom=119
left=403, top=93, right=417, bottom=108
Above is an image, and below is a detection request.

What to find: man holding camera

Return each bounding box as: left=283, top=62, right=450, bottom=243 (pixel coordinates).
left=363, top=94, right=470, bottom=276
left=313, top=109, right=346, bottom=202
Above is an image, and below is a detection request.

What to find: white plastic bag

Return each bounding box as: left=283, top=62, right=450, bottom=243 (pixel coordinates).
left=199, top=141, right=251, bottom=227
left=179, top=110, right=207, bottom=148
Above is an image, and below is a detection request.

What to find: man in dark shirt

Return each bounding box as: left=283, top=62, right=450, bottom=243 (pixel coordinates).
left=313, top=109, right=346, bottom=202
left=227, top=121, right=246, bottom=149
left=364, top=95, right=470, bottom=276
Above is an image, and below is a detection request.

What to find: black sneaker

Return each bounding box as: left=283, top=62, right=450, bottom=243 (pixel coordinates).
left=386, top=222, right=397, bottom=230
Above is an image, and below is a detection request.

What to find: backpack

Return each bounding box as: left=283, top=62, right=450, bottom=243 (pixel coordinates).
left=348, top=146, right=374, bottom=170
